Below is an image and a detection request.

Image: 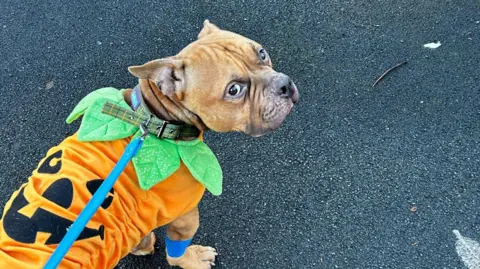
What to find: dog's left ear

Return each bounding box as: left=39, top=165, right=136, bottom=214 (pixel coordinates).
left=128, top=58, right=185, bottom=98
left=198, top=19, right=221, bottom=39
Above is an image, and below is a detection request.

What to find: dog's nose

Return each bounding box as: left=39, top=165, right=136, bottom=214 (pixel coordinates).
left=274, top=74, right=299, bottom=104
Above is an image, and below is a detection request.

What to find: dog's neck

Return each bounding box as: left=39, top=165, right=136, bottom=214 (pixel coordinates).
left=122, top=79, right=208, bottom=140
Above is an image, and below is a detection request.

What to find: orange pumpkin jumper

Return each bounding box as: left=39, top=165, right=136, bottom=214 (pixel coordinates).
left=0, top=133, right=205, bottom=268
left=0, top=86, right=214, bottom=269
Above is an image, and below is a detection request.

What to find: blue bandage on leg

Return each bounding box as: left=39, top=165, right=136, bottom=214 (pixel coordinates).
left=165, top=236, right=192, bottom=258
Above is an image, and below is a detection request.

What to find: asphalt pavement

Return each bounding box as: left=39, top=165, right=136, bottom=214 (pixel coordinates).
left=1, top=0, right=479, bottom=268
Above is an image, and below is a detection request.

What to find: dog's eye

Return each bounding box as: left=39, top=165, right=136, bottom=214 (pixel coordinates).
left=228, top=84, right=244, bottom=96
left=258, top=48, right=268, bottom=61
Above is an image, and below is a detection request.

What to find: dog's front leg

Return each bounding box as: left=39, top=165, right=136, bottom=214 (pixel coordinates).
left=166, top=206, right=217, bottom=269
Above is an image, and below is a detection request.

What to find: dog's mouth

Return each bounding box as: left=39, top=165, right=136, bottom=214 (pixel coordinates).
left=267, top=99, right=295, bottom=129
left=245, top=97, right=296, bottom=137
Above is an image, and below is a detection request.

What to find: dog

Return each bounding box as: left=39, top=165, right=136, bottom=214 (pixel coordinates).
left=0, top=20, right=298, bottom=269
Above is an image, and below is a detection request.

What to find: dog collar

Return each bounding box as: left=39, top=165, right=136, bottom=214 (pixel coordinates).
left=101, top=86, right=200, bottom=140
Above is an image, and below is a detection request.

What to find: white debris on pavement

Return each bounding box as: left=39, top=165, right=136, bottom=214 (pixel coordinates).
left=423, top=41, right=442, bottom=49
left=453, top=230, right=480, bottom=269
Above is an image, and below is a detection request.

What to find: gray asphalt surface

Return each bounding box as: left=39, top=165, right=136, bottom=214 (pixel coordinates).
left=1, top=1, right=479, bottom=268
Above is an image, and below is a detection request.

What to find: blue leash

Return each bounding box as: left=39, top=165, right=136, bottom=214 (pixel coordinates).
left=43, top=126, right=148, bottom=269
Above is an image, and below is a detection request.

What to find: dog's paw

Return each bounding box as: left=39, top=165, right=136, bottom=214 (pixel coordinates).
left=166, top=245, right=217, bottom=269
left=130, top=232, right=156, bottom=256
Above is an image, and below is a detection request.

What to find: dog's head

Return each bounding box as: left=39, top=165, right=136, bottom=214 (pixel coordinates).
left=129, top=20, right=298, bottom=137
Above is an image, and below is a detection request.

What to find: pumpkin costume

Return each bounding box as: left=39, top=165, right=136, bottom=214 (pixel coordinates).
left=0, top=87, right=222, bottom=268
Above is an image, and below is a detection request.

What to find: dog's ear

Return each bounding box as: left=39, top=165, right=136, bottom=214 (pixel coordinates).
left=198, top=19, right=221, bottom=39
left=128, top=58, right=185, bottom=98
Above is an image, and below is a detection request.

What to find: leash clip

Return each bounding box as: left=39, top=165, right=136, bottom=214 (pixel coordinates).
left=139, top=115, right=152, bottom=140
left=139, top=124, right=149, bottom=140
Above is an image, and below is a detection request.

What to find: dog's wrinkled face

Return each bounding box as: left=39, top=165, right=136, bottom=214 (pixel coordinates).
left=129, top=20, right=298, bottom=137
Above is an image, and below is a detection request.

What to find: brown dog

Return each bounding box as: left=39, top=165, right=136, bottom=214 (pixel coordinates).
left=0, top=20, right=298, bottom=269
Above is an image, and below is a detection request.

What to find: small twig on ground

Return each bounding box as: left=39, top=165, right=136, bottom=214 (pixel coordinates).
left=372, top=60, right=408, bottom=88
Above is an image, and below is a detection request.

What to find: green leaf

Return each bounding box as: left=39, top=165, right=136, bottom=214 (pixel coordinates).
left=132, top=135, right=181, bottom=190
left=177, top=140, right=223, bottom=196
left=77, top=98, right=137, bottom=141
left=66, top=87, right=124, bottom=124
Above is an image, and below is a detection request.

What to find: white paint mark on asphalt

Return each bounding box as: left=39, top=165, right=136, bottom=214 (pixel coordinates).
left=453, top=230, right=480, bottom=269
left=423, top=41, right=442, bottom=49
left=45, top=80, right=54, bottom=90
